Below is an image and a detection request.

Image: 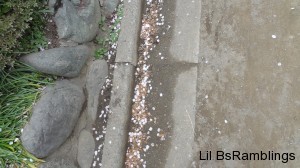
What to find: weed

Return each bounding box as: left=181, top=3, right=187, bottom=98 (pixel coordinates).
left=95, top=4, right=124, bottom=59
left=95, top=47, right=108, bottom=59
left=99, top=16, right=106, bottom=31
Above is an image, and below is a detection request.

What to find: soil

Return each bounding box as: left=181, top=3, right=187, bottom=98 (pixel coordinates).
left=44, top=15, right=60, bottom=49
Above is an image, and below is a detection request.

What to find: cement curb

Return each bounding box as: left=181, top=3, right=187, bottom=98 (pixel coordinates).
left=101, top=63, right=134, bottom=168
left=101, top=0, right=143, bottom=167
left=115, top=0, right=142, bottom=66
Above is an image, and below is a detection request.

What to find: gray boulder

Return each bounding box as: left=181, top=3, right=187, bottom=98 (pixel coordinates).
left=20, top=45, right=90, bottom=78
left=40, top=158, right=78, bottom=168
left=86, top=60, right=108, bottom=123
left=77, top=130, right=95, bottom=168
left=71, top=0, right=81, bottom=6
left=21, top=80, right=85, bottom=158
left=54, top=0, right=101, bottom=43
left=48, top=0, right=57, bottom=14
left=103, top=0, right=120, bottom=16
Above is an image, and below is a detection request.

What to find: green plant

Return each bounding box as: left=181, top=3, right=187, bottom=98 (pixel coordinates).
left=95, top=4, right=124, bottom=59
left=0, top=0, right=47, bottom=70
left=98, top=16, right=106, bottom=31
left=0, top=1, right=54, bottom=167
left=0, top=62, right=54, bottom=167
left=110, top=4, right=123, bottom=43
left=95, top=47, right=108, bottom=59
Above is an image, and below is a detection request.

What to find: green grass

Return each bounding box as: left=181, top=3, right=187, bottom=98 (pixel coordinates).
left=0, top=2, right=53, bottom=166
left=1, top=1, right=122, bottom=167
left=95, top=4, right=124, bottom=59
left=0, top=62, right=55, bottom=167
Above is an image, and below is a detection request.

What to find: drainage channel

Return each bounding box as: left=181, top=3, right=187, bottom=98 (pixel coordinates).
left=125, top=0, right=165, bottom=167
left=91, top=3, right=124, bottom=167
left=100, top=0, right=200, bottom=166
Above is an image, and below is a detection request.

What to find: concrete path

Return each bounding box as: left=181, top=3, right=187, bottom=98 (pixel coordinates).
left=101, top=0, right=300, bottom=167
left=195, top=0, right=300, bottom=167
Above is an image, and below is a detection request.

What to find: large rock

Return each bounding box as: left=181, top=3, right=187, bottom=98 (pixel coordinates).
left=48, top=0, right=57, bottom=14
left=103, top=0, right=120, bottom=16
left=20, top=45, right=90, bottom=78
left=21, top=80, right=85, bottom=158
left=77, top=130, right=95, bottom=168
left=40, top=158, right=78, bottom=168
left=54, top=0, right=101, bottom=43
left=86, top=60, right=108, bottom=123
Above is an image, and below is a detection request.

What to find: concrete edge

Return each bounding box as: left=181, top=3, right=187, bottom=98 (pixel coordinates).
left=115, top=0, right=143, bottom=66
left=101, top=63, right=135, bottom=168
left=101, top=1, right=144, bottom=167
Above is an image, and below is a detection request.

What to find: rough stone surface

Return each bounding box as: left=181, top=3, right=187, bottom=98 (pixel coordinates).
left=86, top=60, right=108, bottom=123
left=48, top=0, right=58, bottom=14
left=115, top=0, right=142, bottom=65
left=77, top=130, right=95, bottom=168
left=21, top=80, right=85, bottom=158
left=40, top=110, right=87, bottom=168
left=71, top=0, right=81, bottom=6
left=20, top=45, right=90, bottom=78
left=54, top=0, right=101, bottom=43
left=103, top=0, right=120, bottom=16
left=40, top=158, right=78, bottom=168
left=101, top=63, right=134, bottom=168
left=59, top=39, right=79, bottom=47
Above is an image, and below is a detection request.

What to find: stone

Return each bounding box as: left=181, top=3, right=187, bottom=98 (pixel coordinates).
left=59, top=39, right=79, bottom=47
left=20, top=45, right=90, bottom=78
left=77, top=130, right=95, bottom=168
left=40, top=158, right=78, bottom=168
left=48, top=0, right=58, bottom=14
left=103, top=0, right=120, bottom=16
left=54, top=0, right=101, bottom=43
left=21, top=80, right=85, bottom=158
left=71, top=0, right=81, bottom=6
left=86, top=60, right=108, bottom=123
